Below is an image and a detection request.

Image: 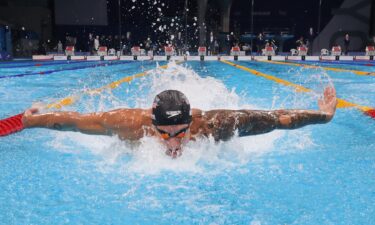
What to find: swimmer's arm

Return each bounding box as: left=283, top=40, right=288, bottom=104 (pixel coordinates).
left=22, top=110, right=110, bottom=135
left=206, top=86, right=336, bottom=140
left=234, top=109, right=332, bottom=136
left=205, top=109, right=333, bottom=141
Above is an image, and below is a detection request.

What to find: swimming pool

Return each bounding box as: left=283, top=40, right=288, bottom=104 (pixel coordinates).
left=1, top=59, right=374, bottom=224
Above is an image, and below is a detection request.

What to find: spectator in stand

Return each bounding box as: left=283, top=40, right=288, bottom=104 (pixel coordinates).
left=214, top=39, right=219, bottom=55
left=225, top=34, right=232, bottom=55
left=169, top=35, right=176, bottom=53
left=112, top=35, right=116, bottom=49
left=152, top=42, right=158, bottom=55
left=144, top=36, right=152, bottom=55
left=100, top=35, right=106, bottom=48
left=38, top=41, right=46, bottom=55
left=87, top=33, right=94, bottom=55
left=125, top=32, right=132, bottom=55
left=307, top=27, right=315, bottom=55
left=344, top=33, right=350, bottom=55
left=176, top=32, right=184, bottom=56
left=94, top=36, right=100, bottom=55
left=269, top=39, right=278, bottom=54
left=208, top=31, right=215, bottom=56
left=64, top=33, right=70, bottom=46
left=107, top=35, right=113, bottom=49
left=230, top=32, right=236, bottom=48
left=114, top=35, right=119, bottom=51
left=57, top=40, right=63, bottom=55
left=119, top=35, right=126, bottom=55
left=26, top=36, right=33, bottom=56
left=256, top=33, right=265, bottom=55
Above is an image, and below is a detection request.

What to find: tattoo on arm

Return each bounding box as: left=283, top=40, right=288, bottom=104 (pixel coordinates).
left=274, top=110, right=328, bottom=129
left=53, top=123, right=62, bottom=130
left=237, top=109, right=329, bottom=136
left=206, top=110, right=280, bottom=141
left=206, top=109, right=330, bottom=140
left=236, top=110, right=279, bottom=136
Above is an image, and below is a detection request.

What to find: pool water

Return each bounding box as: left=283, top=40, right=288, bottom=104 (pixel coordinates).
left=1, top=60, right=374, bottom=224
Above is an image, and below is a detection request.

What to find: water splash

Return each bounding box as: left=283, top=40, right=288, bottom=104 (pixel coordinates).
left=272, top=65, right=334, bottom=110
left=48, top=61, right=319, bottom=174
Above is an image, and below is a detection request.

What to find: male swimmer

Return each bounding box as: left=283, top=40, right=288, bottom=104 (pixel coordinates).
left=18, top=87, right=337, bottom=158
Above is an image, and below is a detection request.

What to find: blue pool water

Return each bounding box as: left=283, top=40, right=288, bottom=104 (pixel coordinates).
left=1, top=60, right=375, bottom=224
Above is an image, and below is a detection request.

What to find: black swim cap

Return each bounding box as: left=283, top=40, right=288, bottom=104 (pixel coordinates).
left=152, top=90, right=192, bottom=126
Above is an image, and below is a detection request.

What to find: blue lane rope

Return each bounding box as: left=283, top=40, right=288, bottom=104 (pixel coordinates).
left=0, top=60, right=94, bottom=69
left=0, top=61, right=137, bottom=79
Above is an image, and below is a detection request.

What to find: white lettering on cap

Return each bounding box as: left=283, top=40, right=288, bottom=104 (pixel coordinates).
left=166, top=110, right=181, bottom=118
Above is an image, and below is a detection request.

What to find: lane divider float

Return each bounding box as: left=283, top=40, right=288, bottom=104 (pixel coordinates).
left=259, top=60, right=375, bottom=77
left=47, top=63, right=170, bottom=109
left=0, top=61, right=135, bottom=79
left=221, top=60, right=375, bottom=119
left=0, top=63, right=174, bottom=137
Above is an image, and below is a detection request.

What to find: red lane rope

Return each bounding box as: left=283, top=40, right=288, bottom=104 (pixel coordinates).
left=0, top=113, right=24, bottom=136
left=365, top=109, right=375, bottom=119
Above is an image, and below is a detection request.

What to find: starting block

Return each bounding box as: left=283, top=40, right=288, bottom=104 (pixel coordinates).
left=131, top=46, right=141, bottom=60
left=198, top=46, right=207, bottom=61
left=231, top=46, right=241, bottom=60
left=263, top=46, right=275, bottom=56
left=331, top=46, right=341, bottom=56
left=165, top=46, right=174, bottom=60
left=65, top=46, right=75, bottom=56
left=297, top=46, right=308, bottom=56
left=98, top=46, right=108, bottom=56
left=365, top=46, right=375, bottom=57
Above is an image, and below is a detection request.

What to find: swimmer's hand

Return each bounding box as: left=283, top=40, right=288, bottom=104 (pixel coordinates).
left=318, top=86, right=337, bottom=121
left=24, top=108, right=39, bottom=116
left=22, top=108, right=39, bottom=127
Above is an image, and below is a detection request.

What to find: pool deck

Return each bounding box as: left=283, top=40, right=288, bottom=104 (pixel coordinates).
left=30, top=55, right=374, bottom=62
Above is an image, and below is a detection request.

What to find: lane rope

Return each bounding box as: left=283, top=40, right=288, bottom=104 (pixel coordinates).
left=46, top=63, right=170, bottom=109
left=259, top=60, right=375, bottom=77
left=0, top=62, right=173, bottom=137
left=0, top=61, right=136, bottom=79
left=221, top=60, right=375, bottom=119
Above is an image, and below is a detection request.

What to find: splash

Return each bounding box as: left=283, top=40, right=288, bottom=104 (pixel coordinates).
left=137, top=61, right=241, bottom=110
left=48, top=61, right=295, bottom=174
left=272, top=65, right=334, bottom=110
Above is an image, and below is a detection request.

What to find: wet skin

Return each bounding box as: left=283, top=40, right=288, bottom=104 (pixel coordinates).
left=22, top=87, right=337, bottom=158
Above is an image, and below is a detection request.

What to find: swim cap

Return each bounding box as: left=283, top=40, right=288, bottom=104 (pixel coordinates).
left=152, top=90, right=192, bottom=126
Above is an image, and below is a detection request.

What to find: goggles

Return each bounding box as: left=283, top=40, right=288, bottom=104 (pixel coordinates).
left=155, top=127, right=189, bottom=140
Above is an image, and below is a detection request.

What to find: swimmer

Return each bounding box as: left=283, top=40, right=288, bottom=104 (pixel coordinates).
left=21, top=88, right=337, bottom=158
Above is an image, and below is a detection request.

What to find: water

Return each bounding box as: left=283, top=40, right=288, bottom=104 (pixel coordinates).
left=1, top=60, right=374, bottom=224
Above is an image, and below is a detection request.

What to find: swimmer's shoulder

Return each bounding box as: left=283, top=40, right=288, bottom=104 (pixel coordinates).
left=192, top=108, right=222, bottom=123
left=191, top=108, right=224, bottom=121
left=191, top=109, right=235, bottom=139
left=191, top=108, right=202, bottom=117
left=104, top=108, right=152, bottom=140
left=191, top=108, right=211, bottom=136
left=102, top=108, right=152, bottom=127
